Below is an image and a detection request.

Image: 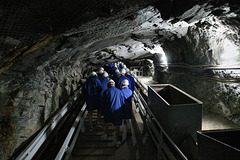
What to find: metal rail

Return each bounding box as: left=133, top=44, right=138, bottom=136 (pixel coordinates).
left=15, top=89, right=83, bottom=160
left=133, top=77, right=188, bottom=160
left=155, top=62, right=240, bottom=70
left=15, top=75, right=187, bottom=160
left=55, top=103, right=88, bottom=160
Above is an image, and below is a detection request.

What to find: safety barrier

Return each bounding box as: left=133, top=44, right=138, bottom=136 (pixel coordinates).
left=15, top=89, right=84, bottom=160
left=130, top=66, right=143, bottom=77
left=55, top=103, right=88, bottom=160
left=133, top=77, right=188, bottom=160
left=197, top=129, right=240, bottom=160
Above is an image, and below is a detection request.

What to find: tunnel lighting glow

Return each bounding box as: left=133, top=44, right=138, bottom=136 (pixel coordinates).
left=161, top=53, right=168, bottom=65
left=156, top=46, right=168, bottom=65
left=221, top=39, right=239, bottom=59
left=144, top=44, right=168, bottom=65
left=220, top=39, right=240, bottom=65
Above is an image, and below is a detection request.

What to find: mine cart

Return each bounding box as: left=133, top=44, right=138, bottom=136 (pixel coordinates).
left=148, top=84, right=203, bottom=146
left=197, top=129, right=240, bottom=160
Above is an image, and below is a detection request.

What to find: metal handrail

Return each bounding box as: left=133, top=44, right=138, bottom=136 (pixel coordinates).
left=15, top=89, right=82, bottom=160
left=134, top=77, right=188, bottom=160
left=55, top=103, right=88, bottom=160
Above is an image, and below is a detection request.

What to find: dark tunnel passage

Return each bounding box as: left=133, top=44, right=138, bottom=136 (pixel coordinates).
left=0, top=0, right=240, bottom=159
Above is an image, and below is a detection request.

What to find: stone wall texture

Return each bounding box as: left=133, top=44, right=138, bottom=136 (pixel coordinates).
left=0, top=1, right=240, bottom=159
left=154, top=2, right=240, bottom=125
left=0, top=41, right=87, bottom=159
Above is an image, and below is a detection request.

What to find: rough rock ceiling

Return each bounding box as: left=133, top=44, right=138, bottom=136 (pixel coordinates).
left=0, top=0, right=156, bottom=55
left=0, top=0, right=203, bottom=59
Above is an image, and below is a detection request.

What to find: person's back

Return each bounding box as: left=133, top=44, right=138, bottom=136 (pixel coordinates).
left=82, top=72, right=103, bottom=131
left=120, top=79, right=133, bottom=135
left=84, top=77, right=102, bottom=97
left=100, top=71, right=109, bottom=96
left=102, top=80, right=125, bottom=146
left=112, top=70, right=119, bottom=83
left=117, top=75, right=130, bottom=89
left=100, top=77, right=108, bottom=90
left=120, top=80, right=133, bottom=119
left=103, top=85, right=124, bottom=112
left=126, top=74, right=135, bottom=92
left=121, top=87, right=132, bottom=107
left=117, top=69, right=131, bottom=89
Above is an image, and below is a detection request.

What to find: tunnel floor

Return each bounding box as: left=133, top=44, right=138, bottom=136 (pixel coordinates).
left=138, top=76, right=240, bottom=130
left=71, top=101, right=157, bottom=160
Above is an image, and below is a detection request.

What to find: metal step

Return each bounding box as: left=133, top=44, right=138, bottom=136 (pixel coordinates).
left=72, top=148, right=115, bottom=156
left=77, top=135, right=114, bottom=142
left=74, top=141, right=115, bottom=148
left=71, top=155, right=112, bottom=160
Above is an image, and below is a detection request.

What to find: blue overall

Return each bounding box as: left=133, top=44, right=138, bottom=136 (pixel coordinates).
left=102, top=86, right=125, bottom=125
left=121, top=87, right=133, bottom=119
left=117, top=75, right=131, bottom=89
left=126, top=74, right=135, bottom=92
left=112, top=72, right=119, bottom=83
left=108, top=63, right=115, bottom=76
left=82, top=77, right=103, bottom=111
left=100, top=77, right=109, bottom=96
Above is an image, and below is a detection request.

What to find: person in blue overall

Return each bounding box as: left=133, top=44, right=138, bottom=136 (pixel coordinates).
left=112, top=69, right=120, bottom=83
left=97, top=68, right=104, bottom=78
left=82, top=71, right=103, bottom=131
left=117, top=69, right=131, bottom=89
left=126, top=68, right=135, bottom=92
left=98, top=69, right=104, bottom=82
left=100, top=71, right=109, bottom=96
left=102, top=79, right=125, bottom=147
left=120, top=79, right=133, bottom=135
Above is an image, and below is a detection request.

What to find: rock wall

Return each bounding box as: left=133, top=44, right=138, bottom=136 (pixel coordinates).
left=0, top=40, right=88, bottom=159
left=154, top=3, right=240, bottom=125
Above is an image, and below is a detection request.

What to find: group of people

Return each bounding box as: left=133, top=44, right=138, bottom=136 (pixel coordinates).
left=82, top=62, right=135, bottom=146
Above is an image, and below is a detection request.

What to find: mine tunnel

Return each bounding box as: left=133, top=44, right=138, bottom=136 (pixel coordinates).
left=0, top=0, right=240, bottom=159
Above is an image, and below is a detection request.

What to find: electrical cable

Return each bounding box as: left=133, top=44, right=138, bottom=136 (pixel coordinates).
left=154, top=63, right=240, bottom=83
left=155, top=62, right=240, bottom=70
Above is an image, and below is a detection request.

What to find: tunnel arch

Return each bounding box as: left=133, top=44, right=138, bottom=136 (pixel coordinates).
left=0, top=1, right=240, bottom=159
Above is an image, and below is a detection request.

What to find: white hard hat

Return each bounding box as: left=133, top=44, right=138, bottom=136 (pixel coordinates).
left=115, top=69, right=119, bottom=73
left=90, top=71, right=97, bottom=77
left=108, top=79, right=115, bottom=85
left=100, top=67, right=104, bottom=71
left=99, top=70, right=104, bottom=74
left=123, top=65, right=127, bottom=69
left=126, top=68, right=130, bottom=73
left=120, top=69, right=126, bottom=75
left=122, top=79, right=129, bottom=86
left=103, top=71, right=108, bottom=77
